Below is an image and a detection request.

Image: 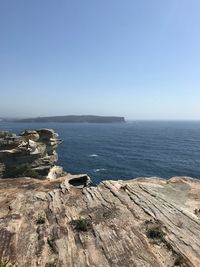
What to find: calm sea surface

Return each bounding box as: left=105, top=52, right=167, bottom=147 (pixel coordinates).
left=1, top=121, right=200, bottom=183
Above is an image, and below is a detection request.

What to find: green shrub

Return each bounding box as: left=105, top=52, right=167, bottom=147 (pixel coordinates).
left=70, top=217, right=91, bottom=232
left=0, top=258, right=13, bottom=267
left=146, top=226, right=165, bottom=241
left=17, top=164, right=39, bottom=178
left=36, top=216, right=46, bottom=225
left=174, top=254, right=184, bottom=266
left=7, top=164, right=40, bottom=178
left=0, top=260, right=7, bottom=267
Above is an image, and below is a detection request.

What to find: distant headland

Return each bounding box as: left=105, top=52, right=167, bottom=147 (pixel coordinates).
left=3, top=115, right=126, bottom=123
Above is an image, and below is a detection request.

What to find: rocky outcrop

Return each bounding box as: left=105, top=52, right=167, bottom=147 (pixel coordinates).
left=0, top=175, right=200, bottom=266
left=0, top=129, right=63, bottom=179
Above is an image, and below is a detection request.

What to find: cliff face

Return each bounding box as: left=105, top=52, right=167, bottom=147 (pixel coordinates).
left=0, top=175, right=200, bottom=267
left=0, top=129, right=63, bottom=179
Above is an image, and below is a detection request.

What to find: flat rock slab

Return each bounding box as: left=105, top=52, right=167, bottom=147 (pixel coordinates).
left=0, top=175, right=200, bottom=267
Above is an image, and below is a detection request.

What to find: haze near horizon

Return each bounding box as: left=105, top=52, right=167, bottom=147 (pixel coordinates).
left=1, top=0, right=200, bottom=120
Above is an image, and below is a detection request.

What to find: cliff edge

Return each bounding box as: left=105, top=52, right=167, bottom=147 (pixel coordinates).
left=0, top=175, right=200, bottom=266
left=0, top=129, right=64, bottom=179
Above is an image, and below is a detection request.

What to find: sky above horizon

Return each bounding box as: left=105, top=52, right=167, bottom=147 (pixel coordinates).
left=0, top=0, right=200, bottom=120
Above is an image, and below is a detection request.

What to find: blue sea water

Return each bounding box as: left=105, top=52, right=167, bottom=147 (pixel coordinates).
left=1, top=121, right=200, bottom=184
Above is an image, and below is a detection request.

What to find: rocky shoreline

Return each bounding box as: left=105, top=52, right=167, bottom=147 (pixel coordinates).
left=0, top=129, right=64, bottom=179
left=0, top=129, right=200, bottom=266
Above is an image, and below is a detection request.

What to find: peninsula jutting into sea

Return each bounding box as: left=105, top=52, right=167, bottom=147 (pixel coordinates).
left=3, top=115, right=126, bottom=123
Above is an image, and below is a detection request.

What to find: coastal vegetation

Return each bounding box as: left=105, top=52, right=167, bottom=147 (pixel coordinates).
left=70, top=217, right=92, bottom=232
left=36, top=215, right=46, bottom=225
left=146, top=225, right=165, bottom=241
left=6, top=164, right=40, bottom=179
left=0, top=259, right=13, bottom=267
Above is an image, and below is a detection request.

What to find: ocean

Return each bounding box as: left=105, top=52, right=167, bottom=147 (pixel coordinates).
left=1, top=121, right=200, bottom=184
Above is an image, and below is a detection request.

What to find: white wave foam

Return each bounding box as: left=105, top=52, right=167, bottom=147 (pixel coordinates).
left=93, top=168, right=106, bottom=173
left=89, top=154, right=99, bottom=157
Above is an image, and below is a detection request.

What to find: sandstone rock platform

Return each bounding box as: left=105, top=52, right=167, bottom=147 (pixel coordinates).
left=0, top=175, right=200, bottom=266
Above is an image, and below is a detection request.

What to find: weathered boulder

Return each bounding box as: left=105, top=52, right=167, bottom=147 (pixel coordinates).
left=20, top=130, right=40, bottom=142
left=47, top=166, right=64, bottom=180
left=0, top=129, right=63, bottom=179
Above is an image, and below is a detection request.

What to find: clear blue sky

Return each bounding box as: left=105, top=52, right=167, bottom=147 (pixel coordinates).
left=0, top=0, right=200, bottom=119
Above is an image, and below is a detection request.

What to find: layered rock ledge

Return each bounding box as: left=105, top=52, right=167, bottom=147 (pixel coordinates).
left=0, top=129, right=63, bottom=179
left=0, top=175, right=200, bottom=266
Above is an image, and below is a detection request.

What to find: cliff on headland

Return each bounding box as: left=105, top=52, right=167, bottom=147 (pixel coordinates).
left=0, top=129, right=200, bottom=267
left=0, top=175, right=200, bottom=266
left=6, top=115, right=126, bottom=123
left=0, top=129, right=64, bottom=179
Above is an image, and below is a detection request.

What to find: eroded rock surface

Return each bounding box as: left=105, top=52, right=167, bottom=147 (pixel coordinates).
left=0, top=129, right=63, bottom=179
left=0, top=175, right=200, bottom=266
